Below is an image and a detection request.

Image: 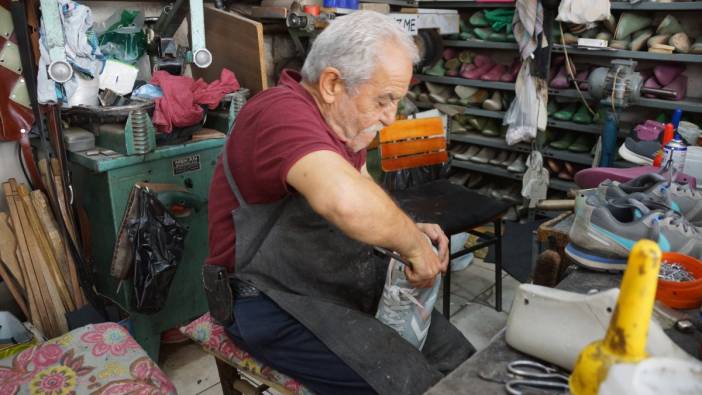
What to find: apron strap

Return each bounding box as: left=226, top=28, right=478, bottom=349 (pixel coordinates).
left=222, top=143, right=249, bottom=208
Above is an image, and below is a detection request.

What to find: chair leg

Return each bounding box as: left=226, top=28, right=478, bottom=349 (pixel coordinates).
left=494, top=219, right=503, bottom=312
left=443, top=237, right=452, bottom=319
left=216, top=358, right=244, bottom=395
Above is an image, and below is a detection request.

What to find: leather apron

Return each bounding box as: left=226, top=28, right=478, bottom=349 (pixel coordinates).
left=222, top=147, right=474, bottom=394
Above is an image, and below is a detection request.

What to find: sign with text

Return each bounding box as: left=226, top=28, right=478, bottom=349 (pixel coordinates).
left=391, top=14, right=419, bottom=35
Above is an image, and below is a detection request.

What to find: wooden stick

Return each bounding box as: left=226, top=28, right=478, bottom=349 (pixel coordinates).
left=0, top=212, right=26, bottom=289
left=49, top=160, right=84, bottom=306
left=18, top=184, right=76, bottom=312
left=4, top=180, right=51, bottom=335
left=31, top=190, right=73, bottom=298
left=13, top=183, right=67, bottom=336
left=0, top=258, right=29, bottom=319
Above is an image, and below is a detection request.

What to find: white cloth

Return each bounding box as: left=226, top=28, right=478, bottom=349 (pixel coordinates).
left=37, top=0, right=103, bottom=104
left=556, top=0, right=611, bottom=24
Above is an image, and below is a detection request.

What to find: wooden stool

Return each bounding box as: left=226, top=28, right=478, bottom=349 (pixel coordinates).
left=180, top=314, right=314, bottom=395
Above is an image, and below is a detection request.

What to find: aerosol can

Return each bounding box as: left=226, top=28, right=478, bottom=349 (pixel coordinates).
left=662, top=133, right=687, bottom=176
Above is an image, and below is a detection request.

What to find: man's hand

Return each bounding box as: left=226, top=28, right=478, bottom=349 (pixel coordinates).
left=417, top=223, right=449, bottom=270
left=403, top=223, right=449, bottom=289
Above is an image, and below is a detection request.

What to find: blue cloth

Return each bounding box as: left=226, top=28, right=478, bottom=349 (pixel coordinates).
left=224, top=293, right=376, bottom=395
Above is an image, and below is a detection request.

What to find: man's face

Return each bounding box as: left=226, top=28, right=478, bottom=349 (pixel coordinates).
left=332, top=42, right=413, bottom=152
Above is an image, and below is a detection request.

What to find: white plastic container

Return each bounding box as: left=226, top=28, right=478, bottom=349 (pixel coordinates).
left=682, top=146, right=702, bottom=189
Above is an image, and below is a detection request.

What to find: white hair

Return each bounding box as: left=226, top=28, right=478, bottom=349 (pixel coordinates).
left=301, top=11, right=420, bottom=91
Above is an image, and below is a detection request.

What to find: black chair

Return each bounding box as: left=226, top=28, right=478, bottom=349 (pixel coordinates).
left=379, top=117, right=511, bottom=317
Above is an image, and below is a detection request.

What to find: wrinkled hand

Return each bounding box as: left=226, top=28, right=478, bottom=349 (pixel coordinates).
left=403, top=223, right=449, bottom=288
left=417, top=223, right=449, bottom=270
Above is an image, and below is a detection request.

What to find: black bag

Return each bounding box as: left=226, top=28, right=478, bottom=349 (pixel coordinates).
left=128, top=187, right=187, bottom=313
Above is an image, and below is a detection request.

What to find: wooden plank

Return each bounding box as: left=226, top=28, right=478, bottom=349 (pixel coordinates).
left=193, top=5, right=267, bottom=95
left=379, top=117, right=445, bottom=143
left=31, top=190, right=74, bottom=302
left=0, top=212, right=26, bottom=289
left=380, top=137, right=446, bottom=158
left=49, top=159, right=85, bottom=307
left=4, top=180, right=53, bottom=335
left=381, top=151, right=448, bottom=172
left=18, top=184, right=75, bottom=313
left=0, top=214, right=29, bottom=318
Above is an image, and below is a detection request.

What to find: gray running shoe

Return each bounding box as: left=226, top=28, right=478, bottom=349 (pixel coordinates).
left=599, top=173, right=702, bottom=226
left=566, top=193, right=702, bottom=271
left=376, top=251, right=441, bottom=350
left=618, top=137, right=659, bottom=165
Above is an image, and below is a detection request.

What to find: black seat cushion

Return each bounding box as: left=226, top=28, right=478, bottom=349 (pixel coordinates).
left=391, top=179, right=511, bottom=235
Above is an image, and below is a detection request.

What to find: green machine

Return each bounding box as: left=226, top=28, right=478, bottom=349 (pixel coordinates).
left=66, top=94, right=245, bottom=360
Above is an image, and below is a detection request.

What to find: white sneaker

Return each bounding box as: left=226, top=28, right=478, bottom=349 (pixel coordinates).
left=376, top=244, right=441, bottom=350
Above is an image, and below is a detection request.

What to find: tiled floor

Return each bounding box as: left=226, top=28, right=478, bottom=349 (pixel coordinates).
left=162, top=258, right=522, bottom=394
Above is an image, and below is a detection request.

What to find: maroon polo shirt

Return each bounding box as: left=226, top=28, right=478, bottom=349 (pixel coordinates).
left=205, top=70, right=367, bottom=271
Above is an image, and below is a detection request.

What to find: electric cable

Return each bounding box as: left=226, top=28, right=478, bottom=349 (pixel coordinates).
left=558, top=22, right=596, bottom=116
left=16, top=142, right=34, bottom=190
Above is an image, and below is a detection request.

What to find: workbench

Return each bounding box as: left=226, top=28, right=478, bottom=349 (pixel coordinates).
left=426, top=269, right=702, bottom=394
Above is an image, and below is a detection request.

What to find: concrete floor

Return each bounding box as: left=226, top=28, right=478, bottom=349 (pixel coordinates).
left=161, top=258, right=521, bottom=394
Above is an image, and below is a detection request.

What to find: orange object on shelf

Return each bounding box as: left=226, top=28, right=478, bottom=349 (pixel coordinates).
left=656, top=252, right=702, bottom=309
left=304, top=4, right=320, bottom=16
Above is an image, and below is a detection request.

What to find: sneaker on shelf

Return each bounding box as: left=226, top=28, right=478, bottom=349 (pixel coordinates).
left=599, top=172, right=702, bottom=226
left=375, top=245, right=441, bottom=350
left=566, top=194, right=702, bottom=271
left=617, top=136, right=660, bottom=165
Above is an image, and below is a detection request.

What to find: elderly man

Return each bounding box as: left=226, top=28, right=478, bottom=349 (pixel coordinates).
left=206, top=11, right=474, bottom=395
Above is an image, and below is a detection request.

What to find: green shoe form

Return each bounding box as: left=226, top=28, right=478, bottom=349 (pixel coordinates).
left=596, top=31, right=612, bottom=41
left=547, top=100, right=558, bottom=116
left=459, top=31, right=476, bottom=41
left=553, top=103, right=578, bottom=121
left=615, top=13, right=652, bottom=40
left=550, top=132, right=577, bottom=150
left=655, top=113, right=667, bottom=123
left=469, top=11, right=488, bottom=27
left=453, top=114, right=470, bottom=126
left=572, top=105, right=593, bottom=124
left=424, top=59, right=445, bottom=77
left=484, top=8, right=514, bottom=19
left=488, top=31, right=508, bottom=42
left=603, top=14, right=617, bottom=34
left=630, top=28, right=653, bottom=51
left=468, top=116, right=487, bottom=131
left=506, top=33, right=515, bottom=42
left=657, top=14, right=684, bottom=36
left=568, top=134, right=594, bottom=153
left=458, top=50, right=475, bottom=64
left=481, top=119, right=500, bottom=137
left=609, top=38, right=630, bottom=50
left=473, top=27, right=491, bottom=40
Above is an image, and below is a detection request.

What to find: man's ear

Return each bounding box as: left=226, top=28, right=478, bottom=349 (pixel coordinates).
left=318, top=67, right=344, bottom=104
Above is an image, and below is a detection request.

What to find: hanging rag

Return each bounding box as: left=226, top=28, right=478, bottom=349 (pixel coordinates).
left=37, top=0, right=103, bottom=104
left=150, top=68, right=240, bottom=133
left=556, top=0, right=611, bottom=24
left=505, top=0, right=549, bottom=145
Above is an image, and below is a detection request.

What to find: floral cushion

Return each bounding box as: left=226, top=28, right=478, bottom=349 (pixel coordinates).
left=180, top=313, right=313, bottom=395
left=0, top=323, right=175, bottom=395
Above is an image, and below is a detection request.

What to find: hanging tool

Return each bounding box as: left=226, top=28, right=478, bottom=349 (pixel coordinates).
left=587, top=59, right=676, bottom=166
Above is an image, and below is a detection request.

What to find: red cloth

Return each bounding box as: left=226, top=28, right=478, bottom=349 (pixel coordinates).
left=150, top=68, right=241, bottom=133
left=205, top=70, right=366, bottom=271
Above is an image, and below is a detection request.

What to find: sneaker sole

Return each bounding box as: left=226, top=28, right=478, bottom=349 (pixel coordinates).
left=565, top=243, right=627, bottom=272
left=618, top=144, right=654, bottom=165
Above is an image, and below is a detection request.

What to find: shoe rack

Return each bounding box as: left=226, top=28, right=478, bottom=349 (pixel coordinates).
left=414, top=0, right=702, bottom=196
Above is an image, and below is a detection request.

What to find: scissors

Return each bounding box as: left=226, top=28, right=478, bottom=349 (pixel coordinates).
left=504, top=360, right=570, bottom=395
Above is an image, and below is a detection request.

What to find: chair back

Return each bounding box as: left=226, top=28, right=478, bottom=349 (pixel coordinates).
left=378, top=117, right=448, bottom=172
